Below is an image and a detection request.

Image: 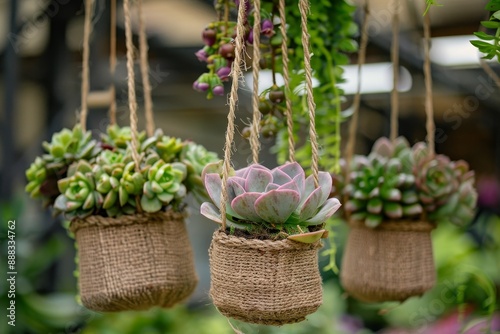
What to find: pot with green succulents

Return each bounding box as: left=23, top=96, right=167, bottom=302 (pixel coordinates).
left=26, top=125, right=219, bottom=311
left=201, top=161, right=341, bottom=325
left=334, top=137, right=477, bottom=302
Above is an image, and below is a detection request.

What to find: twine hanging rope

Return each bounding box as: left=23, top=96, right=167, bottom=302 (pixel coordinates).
left=250, top=0, right=262, bottom=164
left=423, top=11, right=435, bottom=156
left=109, top=0, right=117, bottom=125
left=138, top=0, right=156, bottom=136
left=279, top=0, right=296, bottom=162
left=390, top=0, right=400, bottom=142
left=345, top=0, right=370, bottom=177
left=80, top=0, right=93, bottom=131
left=123, top=0, right=141, bottom=172
left=299, top=0, right=319, bottom=187
left=220, top=0, right=249, bottom=230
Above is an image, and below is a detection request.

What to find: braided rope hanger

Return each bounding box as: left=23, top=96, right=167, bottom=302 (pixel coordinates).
left=80, top=0, right=154, bottom=136
left=123, top=0, right=142, bottom=173
left=345, top=0, right=370, bottom=183
left=82, top=0, right=118, bottom=126
left=299, top=0, right=319, bottom=188
left=390, top=0, right=400, bottom=142
left=138, top=0, right=156, bottom=136
left=220, top=0, right=320, bottom=229
left=80, top=0, right=93, bottom=131
left=279, top=0, right=296, bottom=163
left=250, top=0, right=262, bottom=164
left=423, top=9, right=435, bottom=156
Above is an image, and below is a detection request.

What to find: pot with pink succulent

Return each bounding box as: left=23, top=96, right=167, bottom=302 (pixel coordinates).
left=198, top=0, right=342, bottom=325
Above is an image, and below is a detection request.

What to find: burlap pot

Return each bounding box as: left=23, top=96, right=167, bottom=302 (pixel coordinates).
left=209, top=230, right=323, bottom=326
left=340, top=220, right=436, bottom=303
left=69, top=210, right=198, bottom=312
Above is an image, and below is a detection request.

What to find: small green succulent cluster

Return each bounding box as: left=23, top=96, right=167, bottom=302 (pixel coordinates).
left=25, top=125, right=99, bottom=206
left=334, top=137, right=477, bottom=228
left=26, top=125, right=219, bottom=220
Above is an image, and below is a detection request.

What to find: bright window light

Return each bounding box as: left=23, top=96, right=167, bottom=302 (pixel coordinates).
left=339, top=62, right=412, bottom=95
left=429, top=35, right=492, bottom=67
left=245, top=62, right=412, bottom=96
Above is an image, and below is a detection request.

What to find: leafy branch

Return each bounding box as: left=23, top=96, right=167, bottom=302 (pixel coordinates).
left=471, top=0, right=500, bottom=61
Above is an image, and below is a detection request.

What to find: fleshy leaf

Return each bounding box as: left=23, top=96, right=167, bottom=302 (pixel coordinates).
left=205, top=173, right=222, bottom=208
left=231, top=192, right=264, bottom=222
left=287, top=230, right=324, bottom=243
left=254, top=189, right=300, bottom=224
left=200, top=202, right=222, bottom=224
left=245, top=167, right=273, bottom=192
left=367, top=197, right=383, bottom=214
left=383, top=202, right=403, bottom=219
left=271, top=168, right=292, bottom=186
left=304, top=198, right=341, bottom=225
left=227, top=177, right=246, bottom=203
left=298, top=187, right=323, bottom=221
left=365, top=214, right=382, bottom=228
left=140, top=196, right=162, bottom=213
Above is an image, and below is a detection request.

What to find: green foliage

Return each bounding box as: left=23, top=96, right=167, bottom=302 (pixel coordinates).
left=272, top=0, right=357, bottom=174
left=471, top=0, right=500, bottom=61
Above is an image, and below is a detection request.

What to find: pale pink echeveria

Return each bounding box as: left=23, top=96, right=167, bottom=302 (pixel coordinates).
left=200, top=162, right=341, bottom=229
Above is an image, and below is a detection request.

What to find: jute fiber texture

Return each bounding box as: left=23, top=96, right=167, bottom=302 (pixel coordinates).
left=341, top=220, right=436, bottom=303
left=70, top=210, right=198, bottom=312
left=209, top=230, right=323, bottom=326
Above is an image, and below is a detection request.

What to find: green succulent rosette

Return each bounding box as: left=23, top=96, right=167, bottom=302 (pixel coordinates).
left=413, top=142, right=477, bottom=226
left=101, top=124, right=147, bottom=151
left=140, top=160, right=187, bottom=212
left=42, top=125, right=99, bottom=168
left=53, top=161, right=103, bottom=219
left=95, top=160, right=144, bottom=217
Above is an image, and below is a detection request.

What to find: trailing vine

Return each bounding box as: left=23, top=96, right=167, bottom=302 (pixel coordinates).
left=273, top=0, right=358, bottom=174
left=194, top=0, right=358, bottom=174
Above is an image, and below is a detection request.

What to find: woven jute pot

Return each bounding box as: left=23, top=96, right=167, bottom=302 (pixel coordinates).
left=209, top=230, right=323, bottom=326
left=69, top=210, right=198, bottom=312
left=340, top=220, right=436, bottom=303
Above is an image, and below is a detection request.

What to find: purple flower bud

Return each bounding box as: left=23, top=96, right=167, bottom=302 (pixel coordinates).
left=198, top=82, right=210, bottom=92
left=195, top=49, right=208, bottom=62
left=202, top=28, right=216, bottom=47
left=262, top=19, right=274, bottom=37
left=212, top=85, right=224, bottom=96
left=193, top=81, right=200, bottom=91
left=216, top=66, right=231, bottom=81
left=247, top=29, right=254, bottom=45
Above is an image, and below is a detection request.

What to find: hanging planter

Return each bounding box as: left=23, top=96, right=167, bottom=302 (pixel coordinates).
left=209, top=231, right=323, bottom=325
left=337, top=138, right=477, bottom=302
left=24, top=0, right=219, bottom=312
left=202, top=162, right=341, bottom=325
left=197, top=0, right=342, bottom=325
left=70, top=211, right=197, bottom=311
left=341, top=220, right=435, bottom=302
left=336, top=2, right=478, bottom=303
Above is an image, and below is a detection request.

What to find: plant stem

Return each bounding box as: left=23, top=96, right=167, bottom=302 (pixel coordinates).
left=320, top=45, right=342, bottom=173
